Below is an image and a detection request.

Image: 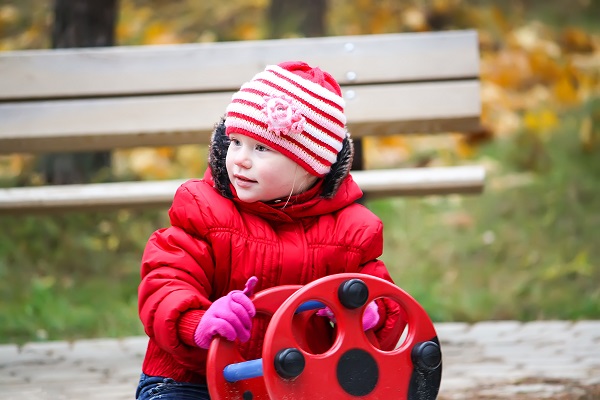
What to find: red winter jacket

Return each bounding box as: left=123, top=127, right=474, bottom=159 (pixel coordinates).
left=138, top=169, right=405, bottom=383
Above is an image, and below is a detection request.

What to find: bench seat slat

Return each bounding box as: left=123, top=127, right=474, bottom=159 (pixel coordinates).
left=0, top=166, right=485, bottom=213
left=0, top=80, right=480, bottom=154
left=0, top=31, right=479, bottom=100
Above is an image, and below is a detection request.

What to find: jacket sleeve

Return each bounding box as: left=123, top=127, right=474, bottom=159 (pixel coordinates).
left=138, top=217, right=216, bottom=369
left=355, top=213, right=407, bottom=351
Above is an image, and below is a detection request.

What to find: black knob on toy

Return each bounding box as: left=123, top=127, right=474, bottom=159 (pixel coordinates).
left=274, top=348, right=305, bottom=379
left=338, top=279, right=369, bottom=309
left=411, top=341, right=442, bottom=371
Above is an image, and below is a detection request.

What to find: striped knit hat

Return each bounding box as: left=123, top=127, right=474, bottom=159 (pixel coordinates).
left=224, top=61, right=347, bottom=177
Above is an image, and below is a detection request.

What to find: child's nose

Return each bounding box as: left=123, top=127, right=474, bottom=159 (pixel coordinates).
left=234, top=148, right=252, bottom=168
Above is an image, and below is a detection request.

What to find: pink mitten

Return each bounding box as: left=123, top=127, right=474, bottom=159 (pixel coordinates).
left=194, top=277, right=258, bottom=349
left=362, top=300, right=380, bottom=331
left=317, top=300, right=380, bottom=331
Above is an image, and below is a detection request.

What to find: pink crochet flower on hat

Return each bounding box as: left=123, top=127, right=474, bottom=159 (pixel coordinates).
left=262, top=94, right=305, bottom=136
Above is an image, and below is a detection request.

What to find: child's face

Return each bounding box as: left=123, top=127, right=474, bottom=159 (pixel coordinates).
left=226, top=133, right=318, bottom=203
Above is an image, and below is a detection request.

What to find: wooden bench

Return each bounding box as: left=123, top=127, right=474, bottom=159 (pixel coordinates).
left=0, top=30, right=484, bottom=213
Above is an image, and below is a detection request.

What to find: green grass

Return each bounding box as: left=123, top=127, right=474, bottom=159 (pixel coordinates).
left=0, top=209, right=164, bottom=344
left=1, top=100, right=599, bottom=345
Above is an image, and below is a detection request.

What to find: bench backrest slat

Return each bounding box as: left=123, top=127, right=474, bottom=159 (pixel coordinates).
left=0, top=31, right=479, bottom=100
left=0, top=30, right=481, bottom=154
left=0, top=80, right=480, bottom=154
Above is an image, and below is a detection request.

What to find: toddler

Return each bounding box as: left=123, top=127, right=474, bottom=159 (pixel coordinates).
left=136, top=61, right=405, bottom=399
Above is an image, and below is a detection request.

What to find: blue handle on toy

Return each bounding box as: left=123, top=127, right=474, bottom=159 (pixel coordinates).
left=222, top=300, right=325, bottom=383
left=223, top=358, right=263, bottom=382
left=294, top=300, right=324, bottom=313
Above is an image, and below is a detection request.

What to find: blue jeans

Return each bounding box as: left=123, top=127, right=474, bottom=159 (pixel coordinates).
left=136, top=373, right=210, bottom=400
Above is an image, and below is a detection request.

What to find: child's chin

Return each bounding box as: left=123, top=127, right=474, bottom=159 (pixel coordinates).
left=235, top=191, right=260, bottom=203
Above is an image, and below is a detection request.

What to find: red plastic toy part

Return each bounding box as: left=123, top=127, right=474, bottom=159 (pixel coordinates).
left=207, top=273, right=441, bottom=400
left=262, top=273, right=439, bottom=399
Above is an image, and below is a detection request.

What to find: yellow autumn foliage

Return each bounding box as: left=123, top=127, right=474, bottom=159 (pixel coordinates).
left=523, top=110, right=559, bottom=137
left=143, top=22, right=182, bottom=45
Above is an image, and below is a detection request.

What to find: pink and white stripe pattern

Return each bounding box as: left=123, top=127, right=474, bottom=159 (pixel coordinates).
left=224, top=64, right=347, bottom=177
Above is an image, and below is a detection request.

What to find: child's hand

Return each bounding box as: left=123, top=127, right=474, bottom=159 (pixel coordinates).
left=194, top=277, right=257, bottom=349
left=362, top=300, right=380, bottom=331
left=317, top=300, right=380, bottom=331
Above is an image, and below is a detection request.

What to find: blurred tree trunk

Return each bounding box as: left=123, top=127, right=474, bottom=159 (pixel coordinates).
left=40, top=0, right=118, bottom=184
left=267, top=0, right=327, bottom=38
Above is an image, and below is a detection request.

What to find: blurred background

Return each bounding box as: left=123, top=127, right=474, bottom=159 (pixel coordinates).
left=0, top=0, right=599, bottom=344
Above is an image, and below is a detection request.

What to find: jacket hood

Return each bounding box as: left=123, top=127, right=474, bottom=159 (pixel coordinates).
left=206, top=117, right=362, bottom=221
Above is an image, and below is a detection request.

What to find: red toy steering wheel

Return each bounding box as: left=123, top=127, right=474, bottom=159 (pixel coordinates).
left=207, top=273, right=442, bottom=399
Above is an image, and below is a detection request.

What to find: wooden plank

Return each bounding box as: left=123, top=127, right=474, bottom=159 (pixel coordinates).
left=0, top=166, right=485, bottom=213
left=356, top=166, right=486, bottom=199
left=0, top=30, right=479, bottom=100
left=0, top=80, right=481, bottom=154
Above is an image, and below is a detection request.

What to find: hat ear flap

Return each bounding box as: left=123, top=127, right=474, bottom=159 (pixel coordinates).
left=209, top=117, right=234, bottom=199
left=321, top=133, right=354, bottom=199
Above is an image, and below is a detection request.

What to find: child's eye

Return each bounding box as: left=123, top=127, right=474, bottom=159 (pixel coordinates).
left=256, top=144, right=270, bottom=152
left=230, top=138, right=241, bottom=146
